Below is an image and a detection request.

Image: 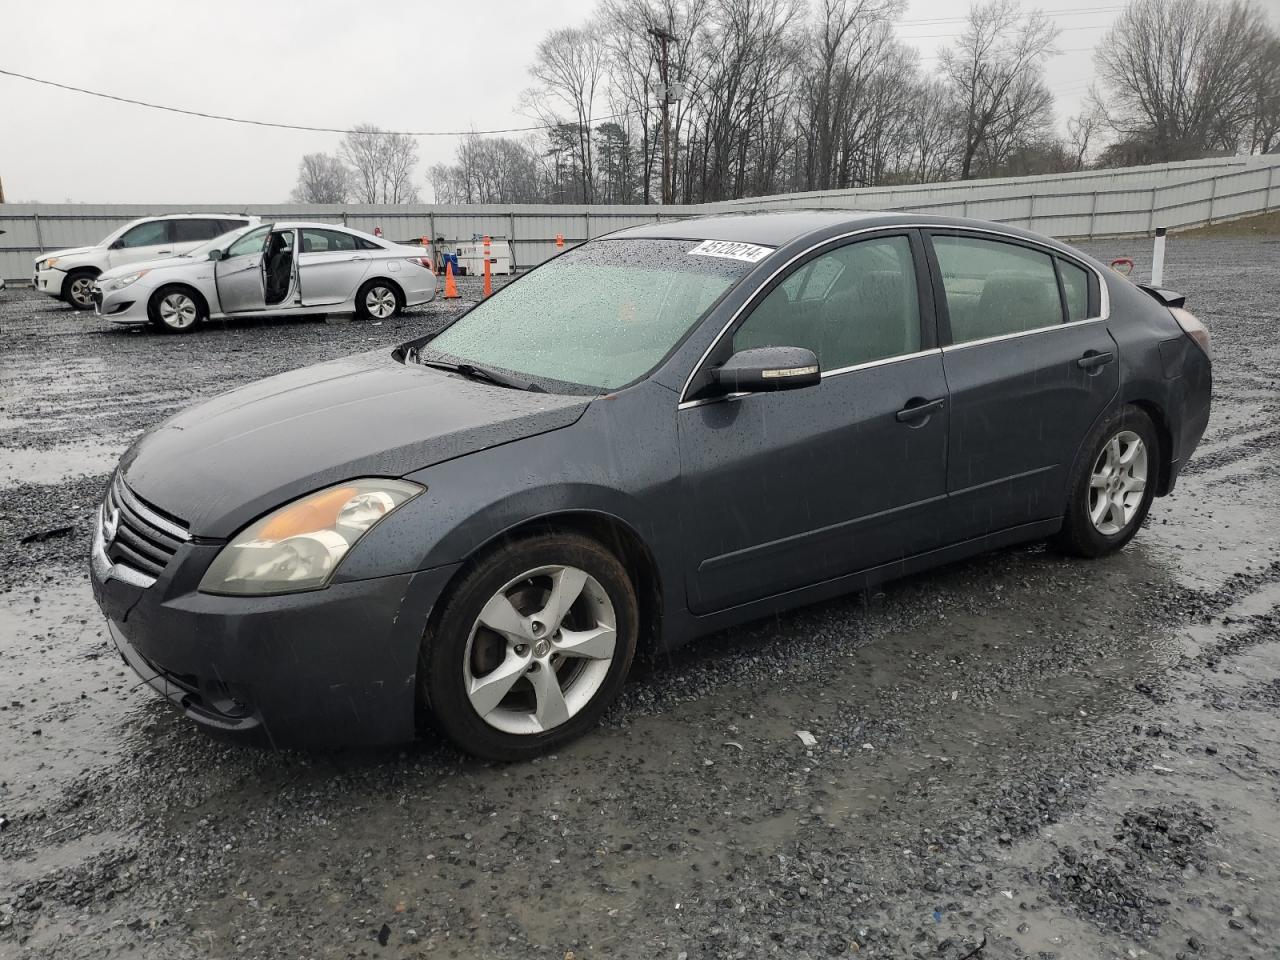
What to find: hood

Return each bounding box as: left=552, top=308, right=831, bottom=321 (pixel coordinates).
left=99, top=255, right=195, bottom=281
left=120, top=350, right=591, bottom=538
left=37, top=245, right=96, bottom=264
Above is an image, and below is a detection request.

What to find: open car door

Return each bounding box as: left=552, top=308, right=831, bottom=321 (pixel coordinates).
left=214, top=224, right=270, bottom=313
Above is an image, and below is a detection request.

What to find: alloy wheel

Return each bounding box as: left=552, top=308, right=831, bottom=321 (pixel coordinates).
left=158, top=292, right=198, bottom=330
left=463, top=564, right=617, bottom=735
left=365, top=286, right=397, bottom=319
left=69, top=277, right=94, bottom=307
left=1089, top=429, right=1147, bottom=535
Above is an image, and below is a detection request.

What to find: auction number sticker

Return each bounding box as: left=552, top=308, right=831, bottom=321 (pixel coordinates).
left=687, top=240, right=774, bottom=263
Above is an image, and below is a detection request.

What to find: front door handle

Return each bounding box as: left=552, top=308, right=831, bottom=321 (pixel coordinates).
left=1077, top=350, right=1115, bottom=370
left=896, top=397, right=945, bottom=423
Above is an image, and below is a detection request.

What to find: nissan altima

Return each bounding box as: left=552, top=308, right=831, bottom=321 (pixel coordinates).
left=91, top=221, right=436, bottom=331
left=89, top=211, right=1211, bottom=759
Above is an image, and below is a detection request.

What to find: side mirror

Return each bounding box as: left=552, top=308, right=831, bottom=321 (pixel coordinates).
left=713, top=346, right=821, bottom=394
left=109, top=239, right=125, bottom=250
left=207, top=249, right=224, bottom=261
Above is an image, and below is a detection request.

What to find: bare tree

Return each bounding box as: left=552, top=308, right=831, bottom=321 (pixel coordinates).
left=526, top=27, right=609, bottom=202
left=339, top=124, right=421, bottom=204
left=940, top=0, right=1058, bottom=179
left=1096, top=0, right=1273, bottom=160
left=1066, top=100, right=1105, bottom=170
left=1248, top=30, right=1280, bottom=153
left=290, top=153, right=349, bottom=203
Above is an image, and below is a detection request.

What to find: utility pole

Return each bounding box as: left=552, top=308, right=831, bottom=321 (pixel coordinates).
left=649, top=25, right=678, bottom=206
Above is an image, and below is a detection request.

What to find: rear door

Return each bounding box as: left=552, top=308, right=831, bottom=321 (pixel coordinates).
left=925, top=230, right=1118, bottom=541
left=214, top=225, right=271, bottom=313
left=678, top=231, right=950, bottom=613
left=106, top=220, right=174, bottom=269
left=298, top=228, right=372, bottom=306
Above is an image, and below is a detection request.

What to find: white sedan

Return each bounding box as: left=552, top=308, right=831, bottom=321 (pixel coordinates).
left=92, top=221, right=437, bottom=332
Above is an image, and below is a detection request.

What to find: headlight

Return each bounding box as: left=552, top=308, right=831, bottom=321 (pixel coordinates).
left=198, top=479, right=423, bottom=596
left=104, top=269, right=150, bottom=292
left=43, top=257, right=59, bottom=270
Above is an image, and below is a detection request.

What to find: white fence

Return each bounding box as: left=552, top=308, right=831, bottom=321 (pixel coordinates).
left=2, top=154, right=1277, bottom=283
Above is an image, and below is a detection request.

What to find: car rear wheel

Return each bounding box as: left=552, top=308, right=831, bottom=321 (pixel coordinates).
left=420, top=533, right=638, bottom=760
left=1054, top=406, right=1159, bottom=557
left=147, top=285, right=206, bottom=333
left=356, top=279, right=402, bottom=321
left=62, top=270, right=98, bottom=310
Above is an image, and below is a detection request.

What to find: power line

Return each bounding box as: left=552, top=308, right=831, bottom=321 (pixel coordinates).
left=0, top=67, right=638, bottom=137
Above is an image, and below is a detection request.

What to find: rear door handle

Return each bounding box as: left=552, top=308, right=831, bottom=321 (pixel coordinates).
left=896, top=397, right=945, bottom=422
left=1077, top=350, right=1115, bottom=370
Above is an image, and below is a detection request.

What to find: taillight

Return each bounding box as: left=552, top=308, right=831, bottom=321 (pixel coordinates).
left=1170, top=306, right=1210, bottom=359
left=406, top=257, right=434, bottom=272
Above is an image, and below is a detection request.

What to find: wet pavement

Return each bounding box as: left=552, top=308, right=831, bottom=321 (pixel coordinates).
left=1, top=239, right=1278, bottom=959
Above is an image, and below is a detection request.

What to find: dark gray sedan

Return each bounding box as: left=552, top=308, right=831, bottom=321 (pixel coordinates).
left=89, top=212, right=1212, bottom=759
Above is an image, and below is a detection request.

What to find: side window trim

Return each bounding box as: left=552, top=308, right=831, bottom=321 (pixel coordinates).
left=677, top=223, right=1110, bottom=407
left=923, top=229, right=1107, bottom=350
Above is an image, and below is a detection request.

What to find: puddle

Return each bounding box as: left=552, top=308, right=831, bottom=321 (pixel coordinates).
left=0, top=441, right=127, bottom=485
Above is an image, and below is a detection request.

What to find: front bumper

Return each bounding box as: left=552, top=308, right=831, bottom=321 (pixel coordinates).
left=90, top=506, right=460, bottom=747
left=94, top=281, right=149, bottom=324
left=34, top=266, right=67, bottom=298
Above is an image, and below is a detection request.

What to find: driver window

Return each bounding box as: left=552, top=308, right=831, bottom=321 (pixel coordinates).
left=119, top=220, right=171, bottom=248
left=226, top=226, right=271, bottom=258
left=733, top=236, right=921, bottom=371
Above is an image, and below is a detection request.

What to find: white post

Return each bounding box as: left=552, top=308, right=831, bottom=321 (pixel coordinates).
left=1151, top=227, right=1167, bottom=287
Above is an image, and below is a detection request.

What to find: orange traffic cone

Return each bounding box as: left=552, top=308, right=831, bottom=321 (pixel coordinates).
left=443, top=261, right=459, bottom=299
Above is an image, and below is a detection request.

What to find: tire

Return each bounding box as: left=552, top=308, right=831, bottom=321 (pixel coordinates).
left=62, top=270, right=98, bottom=310
left=356, top=279, right=403, bottom=321
left=420, top=533, right=639, bottom=761
left=1053, top=405, right=1160, bottom=558
left=147, top=285, right=207, bottom=333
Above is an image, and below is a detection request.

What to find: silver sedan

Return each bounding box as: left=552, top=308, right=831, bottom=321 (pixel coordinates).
left=92, top=221, right=438, bottom=332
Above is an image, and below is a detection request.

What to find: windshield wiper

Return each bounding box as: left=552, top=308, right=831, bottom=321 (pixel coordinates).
left=418, top=358, right=545, bottom=392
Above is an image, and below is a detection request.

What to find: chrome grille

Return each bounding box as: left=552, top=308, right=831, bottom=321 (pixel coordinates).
left=102, top=475, right=190, bottom=582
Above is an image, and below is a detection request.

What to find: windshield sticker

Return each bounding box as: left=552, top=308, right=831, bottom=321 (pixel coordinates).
left=687, top=240, right=773, bottom=263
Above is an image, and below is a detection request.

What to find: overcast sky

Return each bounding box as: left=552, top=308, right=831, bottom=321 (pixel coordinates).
left=0, top=0, right=1232, bottom=204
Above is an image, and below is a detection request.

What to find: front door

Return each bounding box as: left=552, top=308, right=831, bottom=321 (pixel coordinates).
left=678, top=232, right=950, bottom=614
left=298, top=228, right=371, bottom=306
left=106, top=220, right=173, bottom=270
left=927, top=231, right=1119, bottom=540
left=214, top=224, right=271, bottom=313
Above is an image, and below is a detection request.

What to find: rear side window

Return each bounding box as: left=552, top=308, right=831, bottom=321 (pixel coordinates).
left=734, top=235, right=921, bottom=370
left=300, top=228, right=359, bottom=253
left=218, top=219, right=250, bottom=234
left=172, top=219, right=222, bottom=242
left=119, top=220, right=171, bottom=248
left=933, top=235, right=1062, bottom=343
left=1058, top=258, right=1090, bottom=321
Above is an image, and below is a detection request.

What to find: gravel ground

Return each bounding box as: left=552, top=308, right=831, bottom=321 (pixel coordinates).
left=1, top=238, right=1278, bottom=960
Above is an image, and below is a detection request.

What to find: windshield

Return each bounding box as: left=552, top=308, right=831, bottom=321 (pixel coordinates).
left=186, top=226, right=254, bottom=259
left=424, top=238, right=762, bottom=391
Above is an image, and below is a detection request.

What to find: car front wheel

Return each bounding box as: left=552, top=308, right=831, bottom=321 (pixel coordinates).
left=63, top=270, right=98, bottom=310
left=420, top=533, right=638, bottom=760
left=147, top=285, right=206, bottom=333
left=1054, top=406, right=1159, bottom=557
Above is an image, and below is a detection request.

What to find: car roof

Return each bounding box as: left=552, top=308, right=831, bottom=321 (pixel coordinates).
left=607, top=209, right=1075, bottom=252
left=148, top=213, right=256, bottom=221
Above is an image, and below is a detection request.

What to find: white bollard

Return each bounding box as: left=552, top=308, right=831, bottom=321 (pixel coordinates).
left=1151, top=227, right=1166, bottom=287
